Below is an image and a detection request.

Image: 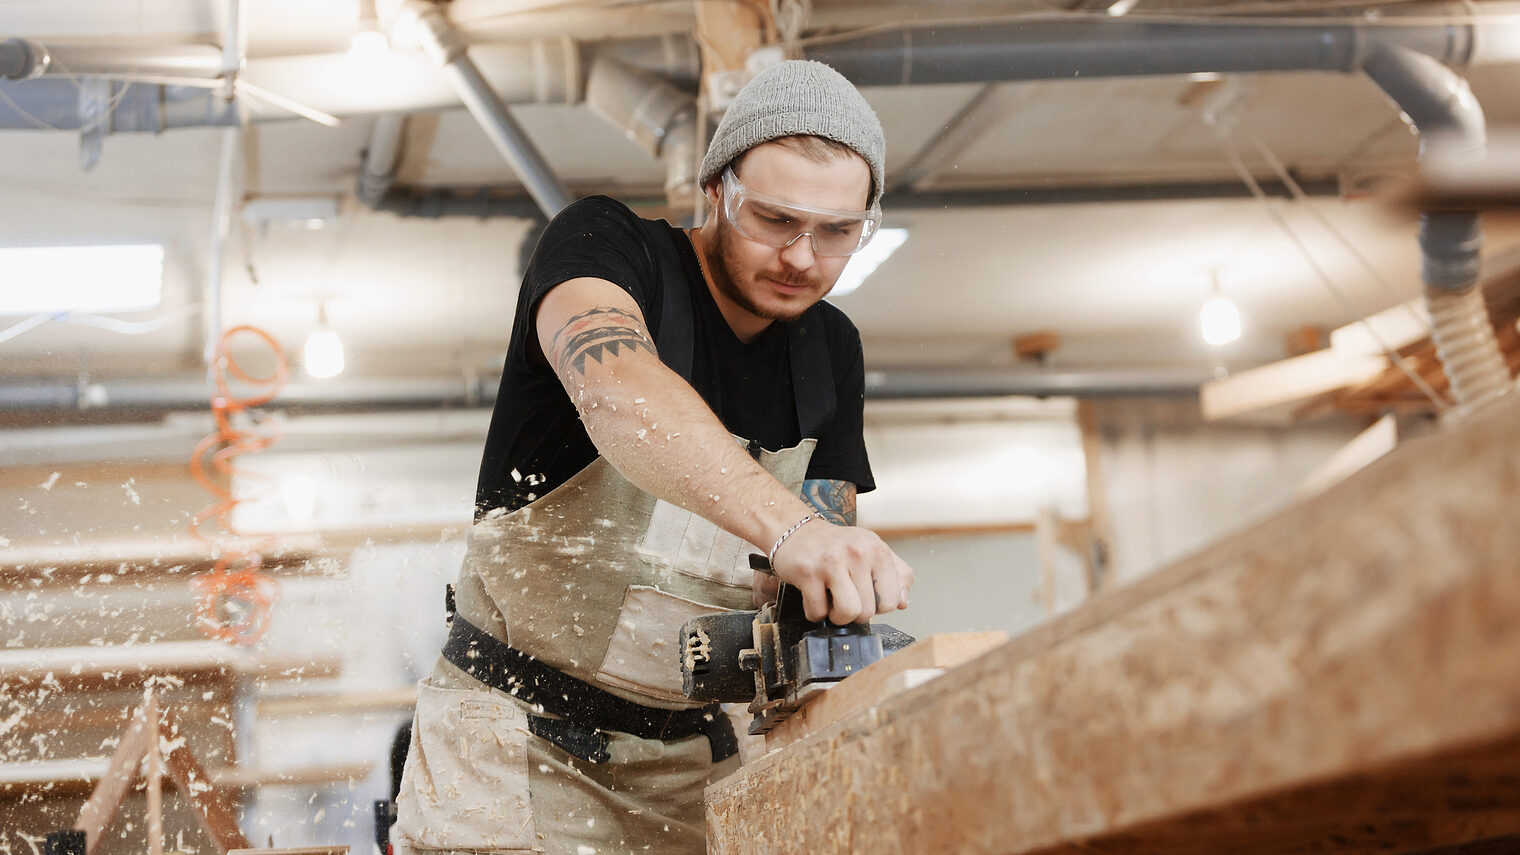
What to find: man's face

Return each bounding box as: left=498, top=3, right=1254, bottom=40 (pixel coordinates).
left=704, top=142, right=873, bottom=326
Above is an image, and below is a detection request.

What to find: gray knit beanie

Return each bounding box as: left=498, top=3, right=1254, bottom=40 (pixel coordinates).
left=698, top=60, right=885, bottom=209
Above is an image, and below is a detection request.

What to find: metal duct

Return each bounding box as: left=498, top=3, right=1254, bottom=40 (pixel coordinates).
left=585, top=56, right=699, bottom=205
left=408, top=0, right=572, bottom=218
left=802, top=17, right=1476, bottom=84
left=1, top=40, right=223, bottom=79
left=799, top=12, right=1509, bottom=413
left=357, top=114, right=409, bottom=209
left=0, top=79, right=237, bottom=131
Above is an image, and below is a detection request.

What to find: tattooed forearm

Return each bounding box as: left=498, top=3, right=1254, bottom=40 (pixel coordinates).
left=549, top=306, right=657, bottom=378
left=801, top=479, right=857, bottom=526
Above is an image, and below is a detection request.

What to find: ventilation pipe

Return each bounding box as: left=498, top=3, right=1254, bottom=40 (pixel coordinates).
left=1361, top=43, right=1511, bottom=413
left=405, top=0, right=572, bottom=219
left=356, top=113, right=409, bottom=209
left=800, top=11, right=1511, bottom=413
left=585, top=56, right=699, bottom=207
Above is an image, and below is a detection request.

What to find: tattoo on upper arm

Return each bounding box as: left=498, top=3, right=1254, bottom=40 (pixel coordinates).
left=549, top=306, right=657, bottom=378
left=802, top=479, right=857, bottom=526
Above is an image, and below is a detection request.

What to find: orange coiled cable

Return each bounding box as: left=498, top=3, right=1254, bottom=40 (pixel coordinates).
left=188, top=325, right=289, bottom=647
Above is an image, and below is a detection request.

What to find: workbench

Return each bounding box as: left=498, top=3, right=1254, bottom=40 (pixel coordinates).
left=707, top=397, right=1520, bottom=855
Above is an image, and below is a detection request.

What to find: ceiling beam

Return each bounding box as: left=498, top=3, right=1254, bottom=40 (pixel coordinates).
left=889, top=82, right=1033, bottom=193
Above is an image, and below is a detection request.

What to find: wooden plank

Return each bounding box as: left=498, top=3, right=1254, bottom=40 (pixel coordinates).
left=707, top=396, right=1520, bottom=854
left=1200, top=348, right=1389, bottom=421
left=74, top=699, right=151, bottom=854
left=256, top=686, right=417, bottom=718
left=763, top=632, right=1007, bottom=750
left=0, top=641, right=341, bottom=687
left=159, top=706, right=251, bottom=854
left=0, top=536, right=328, bottom=588
left=1294, top=413, right=1398, bottom=499
left=145, top=692, right=164, bottom=855
left=0, top=759, right=374, bottom=794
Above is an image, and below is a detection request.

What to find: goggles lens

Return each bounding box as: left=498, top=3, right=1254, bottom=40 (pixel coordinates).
left=722, top=168, right=880, bottom=257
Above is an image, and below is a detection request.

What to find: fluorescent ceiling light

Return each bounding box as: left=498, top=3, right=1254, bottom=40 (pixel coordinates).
left=832, top=228, right=907, bottom=298
left=242, top=196, right=341, bottom=230
left=0, top=244, right=163, bottom=315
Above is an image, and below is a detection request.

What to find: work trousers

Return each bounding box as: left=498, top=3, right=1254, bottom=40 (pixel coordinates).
left=393, top=658, right=740, bottom=855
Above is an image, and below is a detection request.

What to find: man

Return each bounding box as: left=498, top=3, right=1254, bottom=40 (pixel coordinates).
left=394, top=60, right=914, bottom=855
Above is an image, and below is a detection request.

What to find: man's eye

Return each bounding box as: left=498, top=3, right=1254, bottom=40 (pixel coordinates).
left=761, top=215, right=793, bottom=226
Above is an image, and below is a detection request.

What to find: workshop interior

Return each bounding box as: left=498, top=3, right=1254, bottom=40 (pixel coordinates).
left=3, top=0, right=1520, bottom=852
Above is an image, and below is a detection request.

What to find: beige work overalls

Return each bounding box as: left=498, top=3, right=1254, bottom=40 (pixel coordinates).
left=393, top=439, right=815, bottom=855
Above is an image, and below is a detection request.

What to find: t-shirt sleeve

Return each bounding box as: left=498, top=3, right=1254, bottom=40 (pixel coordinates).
left=512, top=195, right=662, bottom=366
left=803, top=312, right=876, bottom=493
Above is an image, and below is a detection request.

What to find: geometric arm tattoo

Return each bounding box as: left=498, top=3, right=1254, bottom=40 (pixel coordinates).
left=548, top=306, right=658, bottom=379
left=801, top=478, right=857, bottom=526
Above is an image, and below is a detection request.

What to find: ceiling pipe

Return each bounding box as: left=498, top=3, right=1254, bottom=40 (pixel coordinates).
left=584, top=56, right=700, bottom=207
left=0, top=79, right=237, bottom=130
left=797, top=10, right=1510, bottom=414
left=356, top=113, right=410, bottom=209
left=1362, top=43, right=1511, bottom=413
left=406, top=0, right=572, bottom=219
left=0, top=366, right=1207, bottom=417
left=0, top=38, right=46, bottom=79
left=799, top=16, right=1478, bottom=84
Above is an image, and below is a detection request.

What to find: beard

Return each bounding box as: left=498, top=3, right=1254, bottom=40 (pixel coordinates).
left=710, top=222, right=826, bottom=323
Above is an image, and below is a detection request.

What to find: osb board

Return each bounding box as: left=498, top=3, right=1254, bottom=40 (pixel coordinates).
left=707, top=397, right=1520, bottom=855
left=764, top=631, right=1007, bottom=749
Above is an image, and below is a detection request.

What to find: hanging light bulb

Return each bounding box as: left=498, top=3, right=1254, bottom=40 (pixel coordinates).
left=304, top=303, right=345, bottom=379
left=1200, top=272, right=1242, bottom=346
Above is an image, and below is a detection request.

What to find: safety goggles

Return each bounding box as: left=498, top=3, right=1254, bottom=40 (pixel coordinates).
left=721, top=168, right=881, bottom=257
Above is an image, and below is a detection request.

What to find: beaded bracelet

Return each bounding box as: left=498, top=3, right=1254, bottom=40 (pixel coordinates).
left=768, top=512, right=825, bottom=567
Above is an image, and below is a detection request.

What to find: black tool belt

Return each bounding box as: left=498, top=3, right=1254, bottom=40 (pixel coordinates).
left=442, top=615, right=738, bottom=765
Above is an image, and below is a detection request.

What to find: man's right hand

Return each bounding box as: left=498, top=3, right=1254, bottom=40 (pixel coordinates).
left=768, top=520, right=914, bottom=625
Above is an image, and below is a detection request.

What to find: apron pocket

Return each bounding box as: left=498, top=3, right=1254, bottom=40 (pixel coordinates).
left=394, top=677, right=539, bottom=852
left=594, top=585, right=730, bottom=703
left=637, top=500, right=756, bottom=589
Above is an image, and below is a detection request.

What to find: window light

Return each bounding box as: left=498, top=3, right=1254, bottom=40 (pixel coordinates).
left=0, top=244, right=164, bottom=315
left=832, top=228, right=907, bottom=298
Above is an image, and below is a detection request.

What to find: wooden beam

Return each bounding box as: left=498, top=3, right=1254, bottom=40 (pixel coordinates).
left=74, top=698, right=152, bottom=854
left=159, top=705, right=251, bottom=854
left=1, top=535, right=327, bottom=588
left=1200, top=348, right=1388, bottom=421
left=693, top=0, right=774, bottom=78
left=256, top=686, right=417, bottom=718
left=0, top=759, right=375, bottom=795
left=707, top=397, right=1520, bottom=854
left=0, top=641, right=341, bottom=688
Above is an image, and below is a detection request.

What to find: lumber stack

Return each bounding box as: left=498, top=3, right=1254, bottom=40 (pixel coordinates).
left=707, top=396, right=1520, bottom=855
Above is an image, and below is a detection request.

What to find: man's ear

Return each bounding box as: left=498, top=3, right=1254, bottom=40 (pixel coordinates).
left=701, top=178, right=722, bottom=213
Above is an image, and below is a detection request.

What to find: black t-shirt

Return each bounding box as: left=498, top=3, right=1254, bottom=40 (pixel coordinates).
left=475, top=195, right=874, bottom=517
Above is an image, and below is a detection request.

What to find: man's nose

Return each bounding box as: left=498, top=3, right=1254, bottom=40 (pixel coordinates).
left=779, top=232, right=818, bottom=269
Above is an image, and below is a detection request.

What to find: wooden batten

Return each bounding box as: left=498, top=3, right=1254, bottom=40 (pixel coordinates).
left=707, top=397, right=1520, bottom=854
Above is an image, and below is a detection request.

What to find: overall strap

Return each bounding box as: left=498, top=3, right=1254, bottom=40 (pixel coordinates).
left=787, top=309, right=836, bottom=440
left=641, top=218, right=696, bottom=381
